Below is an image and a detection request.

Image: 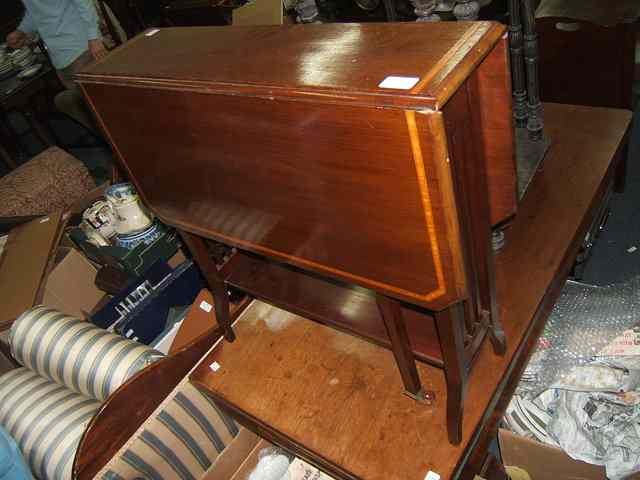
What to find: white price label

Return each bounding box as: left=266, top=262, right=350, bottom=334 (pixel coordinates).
left=210, top=361, right=221, bottom=372
left=425, top=472, right=440, bottom=480
left=200, top=301, right=213, bottom=313
left=378, top=75, right=420, bottom=90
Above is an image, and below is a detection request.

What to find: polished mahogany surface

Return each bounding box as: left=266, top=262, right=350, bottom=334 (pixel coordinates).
left=224, top=251, right=443, bottom=366
left=82, top=81, right=466, bottom=309
left=191, top=104, right=632, bottom=480
left=79, top=22, right=505, bottom=109
left=77, top=23, right=517, bottom=310
left=471, top=35, right=516, bottom=225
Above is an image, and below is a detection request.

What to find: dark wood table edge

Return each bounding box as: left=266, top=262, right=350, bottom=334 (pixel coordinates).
left=455, top=123, right=630, bottom=480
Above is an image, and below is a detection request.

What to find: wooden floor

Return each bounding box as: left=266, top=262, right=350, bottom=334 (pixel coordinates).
left=191, top=103, right=632, bottom=480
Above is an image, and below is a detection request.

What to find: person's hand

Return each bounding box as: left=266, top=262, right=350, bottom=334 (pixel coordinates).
left=6, top=31, right=27, bottom=49
left=88, top=39, right=108, bottom=60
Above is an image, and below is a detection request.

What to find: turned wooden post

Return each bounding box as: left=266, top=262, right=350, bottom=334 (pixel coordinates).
left=434, top=0, right=455, bottom=15
left=508, top=0, right=528, bottom=127
left=521, top=0, right=544, bottom=140
left=295, top=0, right=320, bottom=22
left=453, top=0, right=480, bottom=21
left=411, top=0, right=440, bottom=21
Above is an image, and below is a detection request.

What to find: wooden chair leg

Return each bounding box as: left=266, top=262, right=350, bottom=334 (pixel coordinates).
left=435, top=302, right=468, bottom=445
left=376, top=294, right=432, bottom=402
left=179, top=230, right=236, bottom=342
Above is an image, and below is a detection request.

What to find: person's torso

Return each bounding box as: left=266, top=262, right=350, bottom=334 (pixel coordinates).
left=22, top=0, right=89, bottom=68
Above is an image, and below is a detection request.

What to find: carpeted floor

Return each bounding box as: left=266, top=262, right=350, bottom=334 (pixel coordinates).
left=1, top=109, right=113, bottom=185
left=581, top=107, right=640, bottom=285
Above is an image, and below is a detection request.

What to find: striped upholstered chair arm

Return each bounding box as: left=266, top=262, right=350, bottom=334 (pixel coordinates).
left=0, top=367, right=101, bottom=480
left=98, top=381, right=239, bottom=480
left=9, top=306, right=163, bottom=401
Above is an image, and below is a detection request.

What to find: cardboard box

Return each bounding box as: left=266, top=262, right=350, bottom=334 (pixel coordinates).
left=42, top=247, right=107, bottom=318
left=0, top=212, right=65, bottom=330
left=91, top=260, right=204, bottom=345
left=202, top=428, right=261, bottom=480
left=499, top=429, right=606, bottom=480
left=201, top=428, right=336, bottom=480
left=226, top=438, right=335, bottom=480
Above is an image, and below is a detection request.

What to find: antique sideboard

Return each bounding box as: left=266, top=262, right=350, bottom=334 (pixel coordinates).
left=77, top=22, right=517, bottom=444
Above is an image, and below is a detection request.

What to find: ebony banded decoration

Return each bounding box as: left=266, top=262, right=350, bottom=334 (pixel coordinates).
left=77, top=22, right=517, bottom=444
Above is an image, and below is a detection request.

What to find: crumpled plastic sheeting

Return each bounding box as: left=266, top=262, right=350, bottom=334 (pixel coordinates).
left=517, top=280, right=640, bottom=398
left=548, top=390, right=640, bottom=480
left=505, top=278, right=640, bottom=479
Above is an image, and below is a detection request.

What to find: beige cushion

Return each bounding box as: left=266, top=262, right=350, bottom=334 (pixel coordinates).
left=0, top=146, right=95, bottom=217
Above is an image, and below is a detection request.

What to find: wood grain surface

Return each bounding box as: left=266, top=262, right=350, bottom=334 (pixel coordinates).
left=224, top=252, right=444, bottom=366
left=81, top=82, right=465, bottom=310
left=471, top=34, right=517, bottom=226
left=77, top=22, right=516, bottom=313
left=78, top=22, right=505, bottom=109
left=191, top=104, right=632, bottom=480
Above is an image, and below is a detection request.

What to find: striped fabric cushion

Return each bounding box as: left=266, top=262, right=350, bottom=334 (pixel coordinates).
left=0, top=367, right=101, bottom=480
left=9, top=306, right=163, bottom=401
left=100, top=382, right=238, bottom=480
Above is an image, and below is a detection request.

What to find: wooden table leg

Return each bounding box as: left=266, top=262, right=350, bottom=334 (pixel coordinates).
left=375, top=294, right=431, bottom=402
left=179, top=230, right=236, bottom=342
left=435, top=302, right=467, bottom=445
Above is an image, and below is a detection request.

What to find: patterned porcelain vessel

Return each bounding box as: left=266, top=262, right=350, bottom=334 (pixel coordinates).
left=82, top=199, right=117, bottom=240
left=114, top=221, right=163, bottom=250
left=105, top=183, right=154, bottom=235
left=79, top=221, right=110, bottom=247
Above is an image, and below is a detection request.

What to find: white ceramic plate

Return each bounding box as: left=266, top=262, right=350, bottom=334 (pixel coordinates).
left=17, top=63, right=42, bottom=80
left=15, top=57, right=34, bottom=69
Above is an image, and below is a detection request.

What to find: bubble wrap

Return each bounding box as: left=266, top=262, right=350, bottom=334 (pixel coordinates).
left=518, top=279, right=640, bottom=398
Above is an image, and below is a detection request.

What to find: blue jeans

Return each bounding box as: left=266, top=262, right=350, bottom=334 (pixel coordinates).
left=0, top=427, right=31, bottom=480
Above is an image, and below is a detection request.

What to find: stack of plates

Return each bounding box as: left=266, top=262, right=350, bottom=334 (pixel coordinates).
left=9, top=47, right=35, bottom=70
left=0, top=44, right=13, bottom=77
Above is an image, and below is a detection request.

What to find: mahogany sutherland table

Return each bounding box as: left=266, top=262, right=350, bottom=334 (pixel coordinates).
left=191, top=103, right=632, bottom=480
left=77, top=22, right=517, bottom=445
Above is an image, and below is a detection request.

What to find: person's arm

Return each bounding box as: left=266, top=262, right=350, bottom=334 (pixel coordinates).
left=70, top=0, right=108, bottom=59
left=6, top=10, right=36, bottom=49
left=17, top=9, right=37, bottom=34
